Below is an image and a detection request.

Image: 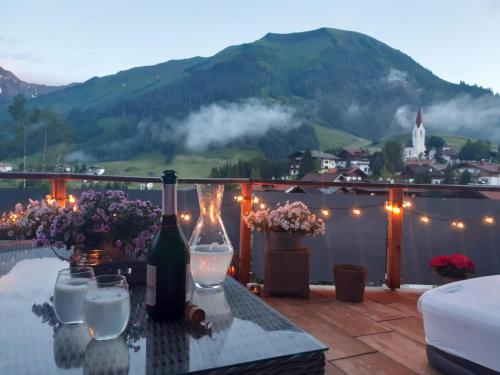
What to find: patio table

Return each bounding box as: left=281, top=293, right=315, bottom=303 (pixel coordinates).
left=0, top=244, right=327, bottom=374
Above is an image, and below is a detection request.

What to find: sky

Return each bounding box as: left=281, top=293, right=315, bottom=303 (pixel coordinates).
left=1, top=0, right=500, bottom=93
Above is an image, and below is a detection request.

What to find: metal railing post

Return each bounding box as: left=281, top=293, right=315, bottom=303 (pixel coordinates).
left=51, top=178, right=67, bottom=207
left=386, top=188, right=404, bottom=289
left=238, top=183, right=253, bottom=285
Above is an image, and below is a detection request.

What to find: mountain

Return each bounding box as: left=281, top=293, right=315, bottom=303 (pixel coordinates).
left=2, top=27, right=499, bottom=163
left=0, top=67, right=66, bottom=104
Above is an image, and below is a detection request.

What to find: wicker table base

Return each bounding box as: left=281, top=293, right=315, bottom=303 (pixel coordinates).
left=264, top=247, right=309, bottom=298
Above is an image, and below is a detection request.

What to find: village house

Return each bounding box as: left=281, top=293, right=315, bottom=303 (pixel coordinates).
left=335, top=149, right=371, bottom=174
left=87, top=166, right=106, bottom=176
left=287, top=151, right=338, bottom=176
left=0, top=163, right=13, bottom=172
left=401, top=161, right=446, bottom=184
left=301, top=167, right=368, bottom=193
left=454, top=161, right=500, bottom=185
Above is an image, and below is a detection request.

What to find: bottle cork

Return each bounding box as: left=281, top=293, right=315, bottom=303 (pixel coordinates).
left=185, top=303, right=206, bottom=325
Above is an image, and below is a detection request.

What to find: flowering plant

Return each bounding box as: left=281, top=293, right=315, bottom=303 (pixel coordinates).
left=0, top=199, right=61, bottom=240
left=429, top=253, right=475, bottom=278
left=35, top=190, right=161, bottom=256
left=243, top=201, right=325, bottom=236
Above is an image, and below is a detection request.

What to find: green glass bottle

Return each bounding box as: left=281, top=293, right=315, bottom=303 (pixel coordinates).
left=146, top=170, right=189, bottom=321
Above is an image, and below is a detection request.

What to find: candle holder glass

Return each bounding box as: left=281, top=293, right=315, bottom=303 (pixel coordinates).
left=189, top=184, right=234, bottom=289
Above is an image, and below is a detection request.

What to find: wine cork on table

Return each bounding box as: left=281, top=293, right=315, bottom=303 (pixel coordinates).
left=185, top=303, right=206, bottom=325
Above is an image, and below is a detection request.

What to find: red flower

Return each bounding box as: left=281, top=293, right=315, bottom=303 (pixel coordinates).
left=449, top=253, right=469, bottom=270
left=429, top=255, right=450, bottom=269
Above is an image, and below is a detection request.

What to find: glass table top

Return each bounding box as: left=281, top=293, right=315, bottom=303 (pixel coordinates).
left=0, top=246, right=327, bottom=374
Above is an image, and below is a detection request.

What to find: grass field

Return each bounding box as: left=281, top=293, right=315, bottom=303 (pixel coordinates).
left=312, top=124, right=371, bottom=151
left=99, top=148, right=261, bottom=178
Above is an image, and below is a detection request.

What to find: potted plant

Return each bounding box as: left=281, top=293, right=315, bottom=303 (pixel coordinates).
left=0, top=199, right=60, bottom=241
left=243, top=201, right=325, bottom=250
left=35, top=190, right=161, bottom=283
left=333, top=264, right=368, bottom=303
left=429, top=253, right=475, bottom=284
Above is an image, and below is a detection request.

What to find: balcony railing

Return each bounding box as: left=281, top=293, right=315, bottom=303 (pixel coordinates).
left=2, top=171, right=500, bottom=289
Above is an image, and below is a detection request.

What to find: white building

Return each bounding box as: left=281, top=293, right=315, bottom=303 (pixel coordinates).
left=404, top=107, right=426, bottom=160
left=0, top=163, right=13, bottom=172
left=288, top=151, right=338, bottom=176
left=88, top=166, right=106, bottom=175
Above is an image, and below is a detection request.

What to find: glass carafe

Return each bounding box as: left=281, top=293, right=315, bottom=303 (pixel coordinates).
left=189, top=184, right=234, bottom=288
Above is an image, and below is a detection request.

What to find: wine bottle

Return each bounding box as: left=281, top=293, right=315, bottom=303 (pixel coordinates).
left=146, top=170, right=189, bottom=321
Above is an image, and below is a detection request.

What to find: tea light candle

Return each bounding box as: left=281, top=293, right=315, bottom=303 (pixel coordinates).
left=248, top=284, right=262, bottom=296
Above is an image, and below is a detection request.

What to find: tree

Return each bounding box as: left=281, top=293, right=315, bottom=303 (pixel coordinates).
left=8, top=94, right=39, bottom=187
left=458, top=139, right=491, bottom=161
left=414, top=170, right=431, bottom=184
left=298, top=151, right=317, bottom=179
left=382, top=140, right=404, bottom=173
left=459, top=170, right=472, bottom=185
left=426, top=136, right=446, bottom=149
left=368, top=151, right=384, bottom=176
left=443, top=165, right=455, bottom=184
left=38, top=108, right=71, bottom=171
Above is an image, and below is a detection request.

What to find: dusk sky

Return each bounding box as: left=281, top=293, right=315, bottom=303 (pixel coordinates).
left=1, top=0, right=500, bottom=92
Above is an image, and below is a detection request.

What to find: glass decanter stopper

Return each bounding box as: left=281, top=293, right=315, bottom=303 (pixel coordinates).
left=189, top=184, right=234, bottom=288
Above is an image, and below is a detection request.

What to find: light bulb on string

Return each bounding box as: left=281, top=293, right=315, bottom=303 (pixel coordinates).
left=420, top=216, right=430, bottom=224
left=403, top=201, right=412, bottom=208
left=352, top=208, right=361, bottom=216
left=451, top=220, right=465, bottom=230
left=484, top=216, right=495, bottom=225
left=236, top=196, right=243, bottom=203
left=253, top=197, right=259, bottom=204
left=259, top=203, right=266, bottom=209
left=392, top=206, right=401, bottom=215
left=180, top=213, right=191, bottom=222
left=321, top=209, right=330, bottom=217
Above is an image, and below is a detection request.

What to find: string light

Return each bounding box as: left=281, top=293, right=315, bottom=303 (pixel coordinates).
left=420, top=216, right=430, bottom=224
left=451, top=220, right=465, bottom=229
left=259, top=203, right=266, bottom=209
left=236, top=196, right=243, bottom=203
left=352, top=208, right=361, bottom=216
left=384, top=201, right=392, bottom=212
left=253, top=197, right=259, bottom=204
left=484, top=216, right=495, bottom=224
left=402, top=201, right=412, bottom=208
left=384, top=201, right=401, bottom=214
left=180, top=213, right=191, bottom=222
left=321, top=209, right=330, bottom=217
left=68, top=195, right=76, bottom=204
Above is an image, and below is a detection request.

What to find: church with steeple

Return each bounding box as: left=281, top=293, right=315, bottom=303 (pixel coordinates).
left=404, top=107, right=426, bottom=160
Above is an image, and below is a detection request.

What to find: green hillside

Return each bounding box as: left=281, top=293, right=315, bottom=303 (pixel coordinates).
left=99, top=149, right=260, bottom=178
left=313, top=124, right=371, bottom=150
left=1, top=27, right=498, bottom=165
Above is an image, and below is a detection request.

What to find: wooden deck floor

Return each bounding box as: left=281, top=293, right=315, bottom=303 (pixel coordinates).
left=263, top=286, right=441, bottom=375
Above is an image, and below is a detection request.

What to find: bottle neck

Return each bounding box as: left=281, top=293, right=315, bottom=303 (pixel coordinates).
left=162, top=183, right=177, bottom=216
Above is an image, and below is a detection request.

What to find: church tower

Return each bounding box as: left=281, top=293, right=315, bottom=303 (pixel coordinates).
left=411, top=107, right=426, bottom=158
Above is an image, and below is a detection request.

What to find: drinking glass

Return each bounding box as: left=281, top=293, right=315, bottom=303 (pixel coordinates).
left=83, top=275, right=130, bottom=340
left=53, top=267, right=95, bottom=324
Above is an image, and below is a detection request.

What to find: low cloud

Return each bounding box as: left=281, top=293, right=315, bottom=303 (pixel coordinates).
left=177, top=98, right=300, bottom=151
left=383, top=68, right=409, bottom=88
left=65, top=151, right=95, bottom=163
left=343, top=102, right=366, bottom=120
left=393, top=94, right=500, bottom=140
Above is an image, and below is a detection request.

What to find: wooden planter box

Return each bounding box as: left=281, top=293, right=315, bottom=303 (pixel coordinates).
left=263, top=247, right=309, bottom=299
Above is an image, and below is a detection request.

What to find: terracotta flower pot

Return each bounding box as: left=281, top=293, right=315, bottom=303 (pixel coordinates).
left=333, top=264, right=368, bottom=303
left=265, top=231, right=303, bottom=251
